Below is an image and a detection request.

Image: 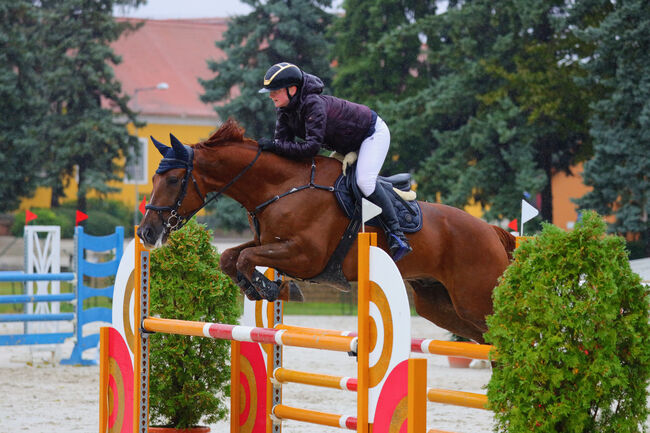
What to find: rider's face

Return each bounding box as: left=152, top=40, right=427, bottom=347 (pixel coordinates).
left=269, top=86, right=296, bottom=108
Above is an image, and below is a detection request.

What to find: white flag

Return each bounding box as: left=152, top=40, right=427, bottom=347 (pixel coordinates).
left=362, top=198, right=382, bottom=225
left=521, top=199, right=539, bottom=224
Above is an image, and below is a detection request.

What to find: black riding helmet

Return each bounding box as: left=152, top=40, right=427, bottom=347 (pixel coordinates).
left=258, top=62, right=303, bottom=93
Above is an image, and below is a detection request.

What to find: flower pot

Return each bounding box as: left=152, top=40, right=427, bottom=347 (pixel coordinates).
left=148, top=427, right=210, bottom=433
left=447, top=356, right=472, bottom=368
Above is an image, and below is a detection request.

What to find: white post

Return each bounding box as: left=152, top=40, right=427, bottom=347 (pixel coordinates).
left=23, top=225, right=63, bottom=360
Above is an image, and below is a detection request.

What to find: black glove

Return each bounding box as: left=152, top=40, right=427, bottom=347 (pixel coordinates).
left=258, top=137, right=276, bottom=151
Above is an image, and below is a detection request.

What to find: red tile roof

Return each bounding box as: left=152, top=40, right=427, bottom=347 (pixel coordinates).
left=111, top=18, right=229, bottom=120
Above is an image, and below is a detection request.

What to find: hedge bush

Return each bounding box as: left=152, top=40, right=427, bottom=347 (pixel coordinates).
left=149, top=219, right=240, bottom=428
left=12, top=208, right=74, bottom=237
left=11, top=198, right=132, bottom=237
left=486, top=211, right=650, bottom=432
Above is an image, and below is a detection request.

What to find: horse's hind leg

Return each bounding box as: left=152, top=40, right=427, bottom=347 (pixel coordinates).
left=409, top=279, right=486, bottom=344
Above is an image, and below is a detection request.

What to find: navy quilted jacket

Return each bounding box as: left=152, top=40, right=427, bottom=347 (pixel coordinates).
left=273, top=73, right=374, bottom=158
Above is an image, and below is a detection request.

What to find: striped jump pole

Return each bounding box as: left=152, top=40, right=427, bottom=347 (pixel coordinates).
left=272, top=367, right=488, bottom=411
left=272, top=405, right=357, bottom=430
left=141, top=317, right=357, bottom=353
left=276, top=324, right=494, bottom=360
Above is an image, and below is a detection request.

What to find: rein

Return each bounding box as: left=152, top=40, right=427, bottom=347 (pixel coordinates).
left=248, top=158, right=336, bottom=238
left=146, top=145, right=263, bottom=235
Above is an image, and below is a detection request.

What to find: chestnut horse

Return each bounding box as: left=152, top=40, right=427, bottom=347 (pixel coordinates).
left=137, top=119, right=515, bottom=343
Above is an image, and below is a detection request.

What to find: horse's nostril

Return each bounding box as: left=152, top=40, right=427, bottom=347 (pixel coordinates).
left=137, top=225, right=155, bottom=245
left=144, top=228, right=152, bottom=243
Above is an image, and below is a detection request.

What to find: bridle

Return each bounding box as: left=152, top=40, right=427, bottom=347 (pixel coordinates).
left=145, top=145, right=263, bottom=236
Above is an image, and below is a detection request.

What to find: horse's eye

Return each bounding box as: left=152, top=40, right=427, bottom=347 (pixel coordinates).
left=167, top=176, right=179, bottom=185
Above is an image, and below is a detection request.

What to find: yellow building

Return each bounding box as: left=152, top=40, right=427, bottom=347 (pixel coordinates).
left=20, top=18, right=229, bottom=216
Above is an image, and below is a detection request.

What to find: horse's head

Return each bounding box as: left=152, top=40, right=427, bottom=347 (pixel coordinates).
left=137, top=133, right=205, bottom=248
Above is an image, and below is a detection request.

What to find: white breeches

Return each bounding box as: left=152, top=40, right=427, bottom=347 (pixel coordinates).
left=355, top=116, right=390, bottom=196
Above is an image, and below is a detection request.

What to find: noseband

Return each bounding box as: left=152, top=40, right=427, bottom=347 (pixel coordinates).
left=145, top=145, right=263, bottom=236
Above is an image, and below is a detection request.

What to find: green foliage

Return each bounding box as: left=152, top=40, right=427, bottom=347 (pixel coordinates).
left=197, top=196, right=252, bottom=235
left=330, top=0, right=432, bottom=107
left=486, top=211, right=650, bottom=432
left=574, top=0, right=650, bottom=256
left=0, top=1, right=47, bottom=212
left=331, top=1, right=607, bottom=222
left=62, top=199, right=132, bottom=236
left=35, top=0, right=143, bottom=210
left=11, top=199, right=132, bottom=237
left=200, top=0, right=335, bottom=139
left=148, top=219, right=240, bottom=428
left=11, top=208, right=74, bottom=237
left=408, top=2, right=597, bottom=221
left=0, top=0, right=143, bottom=212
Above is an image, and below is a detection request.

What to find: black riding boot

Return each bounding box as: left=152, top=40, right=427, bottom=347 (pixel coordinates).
left=366, top=186, right=413, bottom=261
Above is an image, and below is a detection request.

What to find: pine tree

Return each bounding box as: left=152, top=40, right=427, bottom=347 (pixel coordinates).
left=200, top=0, right=335, bottom=139
left=330, top=0, right=433, bottom=107
left=378, top=0, right=600, bottom=222
left=36, top=0, right=142, bottom=211
left=0, top=1, right=47, bottom=213
left=575, top=0, right=650, bottom=255
left=0, top=0, right=143, bottom=213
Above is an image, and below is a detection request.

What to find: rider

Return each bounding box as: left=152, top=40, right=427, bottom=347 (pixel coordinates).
left=258, top=62, right=412, bottom=261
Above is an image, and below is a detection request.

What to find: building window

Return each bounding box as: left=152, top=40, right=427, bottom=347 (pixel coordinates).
left=124, top=137, right=148, bottom=184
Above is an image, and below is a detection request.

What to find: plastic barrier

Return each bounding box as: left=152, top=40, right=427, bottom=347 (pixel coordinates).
left=0, top=225, right=123, bottom=365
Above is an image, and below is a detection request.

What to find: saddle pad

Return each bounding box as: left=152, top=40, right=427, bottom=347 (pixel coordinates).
left=333, top=172, right=423, bottom=233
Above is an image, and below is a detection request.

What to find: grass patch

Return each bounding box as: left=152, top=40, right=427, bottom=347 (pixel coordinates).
left=281, top=301, right=417, bottom=316
left=283, top=301, right=357, bottom=316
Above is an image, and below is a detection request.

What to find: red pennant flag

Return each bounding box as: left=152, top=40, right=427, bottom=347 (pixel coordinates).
left=25, top=209, right=38, bottom=224
left=139, top=196, right=147, bottom=216
left=508, top=218, right=518, bottom=231
left=75, top=210, right=89, bottom=226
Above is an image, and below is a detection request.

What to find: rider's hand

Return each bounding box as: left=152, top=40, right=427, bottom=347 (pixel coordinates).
left=258, top=137, right=276, bottom=151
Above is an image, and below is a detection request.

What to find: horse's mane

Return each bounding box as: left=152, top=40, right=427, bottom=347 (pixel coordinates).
left=194, top=117, right=340, bottom=171
left=197, top=118, right=252, bottom=148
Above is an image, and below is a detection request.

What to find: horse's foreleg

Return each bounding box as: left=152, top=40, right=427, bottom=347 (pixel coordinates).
left=236, top=242, right=305, bottom=302
left=221, top=240, right=263, bottom=300
left=220, top=240, right=258, bottom=279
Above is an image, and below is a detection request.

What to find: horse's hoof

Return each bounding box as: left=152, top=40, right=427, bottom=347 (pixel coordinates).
left=278, top=281, right=305, bottom=302
left=251, top=270, right=280, bottom=301
left=237, top=272, right=262, bottom=300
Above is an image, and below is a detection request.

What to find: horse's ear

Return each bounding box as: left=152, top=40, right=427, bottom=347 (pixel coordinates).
left=169, top=133, right=188, bottom=159
left=151, top=136, right=169, bottom=156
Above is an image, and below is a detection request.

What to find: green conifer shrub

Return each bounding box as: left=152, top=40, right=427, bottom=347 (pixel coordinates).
left=148, top=219, right=241, bottom=428
left=486, top=211, right=650, bottom=432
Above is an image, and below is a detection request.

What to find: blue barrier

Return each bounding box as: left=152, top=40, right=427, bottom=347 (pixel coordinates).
left=61, top=225, right=124, bottom=365
left=0, top=226, right=124, bottom=365
left=0, top=293, right=76, bottom=304
left=0, top=272, right=75, bottom=282
left=0, top=313, right=75, bottom=322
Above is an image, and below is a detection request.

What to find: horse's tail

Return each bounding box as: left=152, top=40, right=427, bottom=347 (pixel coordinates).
left=491, top=225, right=516, bottom=261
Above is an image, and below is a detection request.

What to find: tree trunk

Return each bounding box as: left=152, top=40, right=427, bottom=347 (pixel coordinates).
left=77, top=167, right=87, bottom=213
left=540, top=176, right=553, bottom=224
left=540, top=147, right=553, bottom=223
left=50, top=178, right=63, bottom=208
